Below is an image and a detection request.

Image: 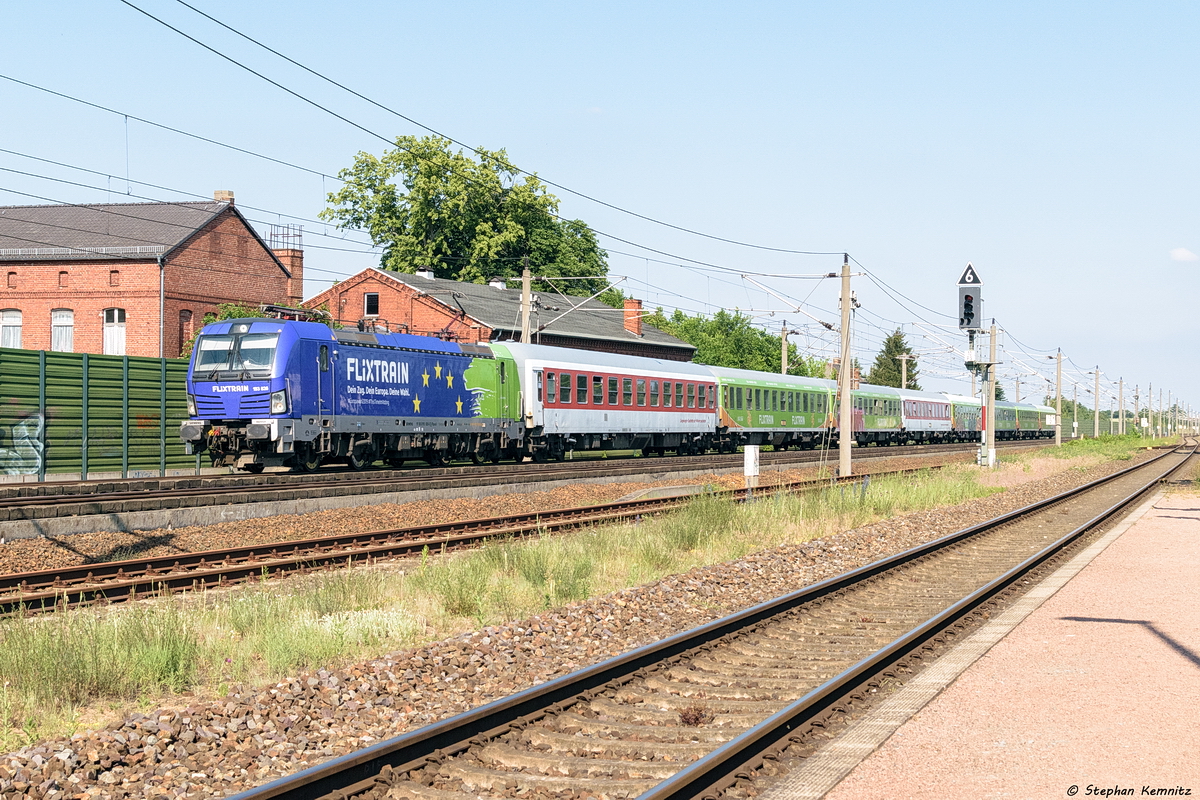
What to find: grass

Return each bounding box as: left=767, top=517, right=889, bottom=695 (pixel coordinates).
left=1042, top=433, right=1163, bottom=462
left=0, top=446, right=1134, bottom=751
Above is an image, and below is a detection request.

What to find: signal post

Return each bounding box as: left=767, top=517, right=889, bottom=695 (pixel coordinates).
left=958, top=263, right=996, bottom=467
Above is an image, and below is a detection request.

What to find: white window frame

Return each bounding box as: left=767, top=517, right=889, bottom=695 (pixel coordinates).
left=103, top=307, right=126, bottom=356
left=0, top=309, right=21, bottom=349
left=51, top=308, right=74, bottom=352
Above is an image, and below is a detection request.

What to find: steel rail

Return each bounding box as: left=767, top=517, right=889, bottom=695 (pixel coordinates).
left=222, top=445, right=1189, bottom=800
left=641, top=444, right=1195, bottom=799
left=0, top=440, right=1052, bottom=510
left=0, top=465, right=939, bottom=615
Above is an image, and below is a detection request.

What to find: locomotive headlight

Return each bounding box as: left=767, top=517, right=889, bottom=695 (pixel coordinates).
left=186, top=394, right=197, bottom=416
left=270, top=389, right=289, bottom=414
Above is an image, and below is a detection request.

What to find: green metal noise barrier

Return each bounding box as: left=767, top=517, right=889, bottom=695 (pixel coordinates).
left=0, top=346, right=196, bottom=481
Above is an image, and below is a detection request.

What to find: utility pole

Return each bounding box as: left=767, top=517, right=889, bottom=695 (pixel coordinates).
left=520, top=256, right=532, bottom=344
left=986, top=323, right=997, bottom=467
left=838, top=254, right=853, bottom=477
left=1168, top=390, right=1173, bottom=438
left=1134, top=385, right=1140, bottom=437
left=781, top=320, right=789, bottom=375
left=895, top=353, right=915, bottom=390
left=1159, top=388, right=1163, bottom=438
left=1118, top=378, right=1125, bottom=435
left=1149, top=382, right=1154, bottom=439
left=1054, top=349, right=1062, bottom=446
left=1014, top=376, right=1021, bottom=403
left=1093, top=367, right=1101, bottom=438
left=1072, top=383, right=1078, bottom=439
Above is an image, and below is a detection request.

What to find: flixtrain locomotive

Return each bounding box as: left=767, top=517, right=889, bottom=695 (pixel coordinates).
left=180, top=318, right=1056, bottom=471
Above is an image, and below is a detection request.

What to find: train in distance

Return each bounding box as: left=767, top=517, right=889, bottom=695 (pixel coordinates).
left=179, top=318, right=1057, bottom=473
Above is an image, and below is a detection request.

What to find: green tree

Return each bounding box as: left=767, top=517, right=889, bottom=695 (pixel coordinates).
left=863, top=329, right=920, bottom=390
left=320, top=135, right=610, bottom=297
left=643, top=308, right=821, bottom=375
left=993, top=381, right=1007, bottom=401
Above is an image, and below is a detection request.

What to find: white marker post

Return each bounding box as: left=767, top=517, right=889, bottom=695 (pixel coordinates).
left=744, top=444, right=760, bottom=494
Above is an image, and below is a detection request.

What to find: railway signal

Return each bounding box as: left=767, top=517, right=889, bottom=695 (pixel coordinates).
left=957, top=263, right=982, bottom=331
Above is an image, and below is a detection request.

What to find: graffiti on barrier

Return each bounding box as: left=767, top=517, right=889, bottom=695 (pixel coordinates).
left=0, top=414, right=44, bottom=475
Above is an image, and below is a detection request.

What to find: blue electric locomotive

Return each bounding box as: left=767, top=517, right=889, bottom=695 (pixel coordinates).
left=180, top=318, right=520, bottom=471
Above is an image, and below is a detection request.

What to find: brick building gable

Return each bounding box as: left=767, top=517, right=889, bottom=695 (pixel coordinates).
left=0, top=196, right=302, bottom=357
left=303, top=268, right=696, bottom=362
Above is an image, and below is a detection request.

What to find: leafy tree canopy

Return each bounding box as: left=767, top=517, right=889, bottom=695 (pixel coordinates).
left=643, top=308, right=822, bottom=375
left=321, top=135, right=611, bottom=298
left=863, top=328, right=920, bottom=390
left=993, top=381, right=1007, bottom=401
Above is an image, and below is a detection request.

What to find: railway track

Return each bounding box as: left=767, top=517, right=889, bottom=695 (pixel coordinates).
left=216, top=443, right=1193, bottom=800
left=0, top=440, right=1052, bottom=521
left=0, top=465, right=939, bottom=616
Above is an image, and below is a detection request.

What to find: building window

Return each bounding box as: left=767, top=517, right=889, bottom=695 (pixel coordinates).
left=364, top=293, right=379, bottom=316
left=51, top=309, right=74, bottom=352
left=0, top=309, right=21, bottom=348
left=109, top=270, right=120, bottom=287
left=5, top=272, right=14, bottom=289
left=178, top=310, right=194, bottom=356
left=103, top=308, right=126, bottom=355
left=58, top=271, right=68, bottom=288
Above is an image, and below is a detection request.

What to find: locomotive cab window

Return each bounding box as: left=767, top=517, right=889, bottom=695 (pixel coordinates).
left=319, top=345, right=329, bottom=372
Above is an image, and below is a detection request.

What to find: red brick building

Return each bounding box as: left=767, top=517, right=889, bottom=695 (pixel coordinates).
left=0, top=192, right=302, bottom=358
left=303, top=268, right=696, bottom=361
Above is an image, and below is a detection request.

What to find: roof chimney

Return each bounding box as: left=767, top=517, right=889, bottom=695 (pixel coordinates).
left=414, top=268, right=436, bottom=279
left=214, top=190, right=235, bottom=205
left=623, top=297, right=643, bottom=337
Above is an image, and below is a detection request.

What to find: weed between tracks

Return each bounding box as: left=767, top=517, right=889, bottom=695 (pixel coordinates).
left=0, top=440, right=1154, bottom=750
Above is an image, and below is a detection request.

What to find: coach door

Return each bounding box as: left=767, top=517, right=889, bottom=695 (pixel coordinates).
left=317, top=343, right=333, bottom=419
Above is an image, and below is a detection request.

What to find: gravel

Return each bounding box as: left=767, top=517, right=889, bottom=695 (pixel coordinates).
left=0, top=449, right=1156, bottom=799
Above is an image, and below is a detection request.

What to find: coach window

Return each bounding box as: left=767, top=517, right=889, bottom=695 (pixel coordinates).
left=102, top=308, right=126, bottom=356
left=662, top=381, right=672, bottom=407
left=676, top=382, right=685, bottom=408
left=608, top=377, right=619, bottom=404
left=592, top=375, right=604, bottom=404
left=364, top=293, right=379, bottom=316
left=545, top=372, right=556, bottom=403
left=650, top=380, right=660, bottom=406
left=559, top=372, right=572, bottom=403
left=687, top=383, right=696, bottom=408
left=698, top=384, right=706, bottom=408
left=622, top=378, right=633, bottom=406
left=576, top=374, right=588, bottom=404
left=636, top=378, right=647, bottom=406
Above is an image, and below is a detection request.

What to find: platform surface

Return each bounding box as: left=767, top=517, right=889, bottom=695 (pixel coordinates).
left=767, top=490, right=1200, bottom=800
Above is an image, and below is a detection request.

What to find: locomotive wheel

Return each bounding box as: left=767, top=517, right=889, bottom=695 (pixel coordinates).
left=243, top=463, right=265, bottom=474
left=532, top=450, right=549, bottom=463
left=425, top=450, right=447, bottom=467
left=470, top=452, right=483, bottom=465
left=386, top=458, right=405, bottom=469
left=296, top=450, right=322, bottom=473
left=347, top=451, right=374, bottom=470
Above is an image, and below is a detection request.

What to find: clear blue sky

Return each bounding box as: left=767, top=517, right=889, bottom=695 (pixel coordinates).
left=3, top=1, right=1197, bottom=416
